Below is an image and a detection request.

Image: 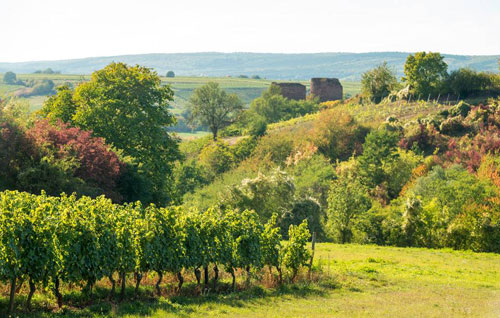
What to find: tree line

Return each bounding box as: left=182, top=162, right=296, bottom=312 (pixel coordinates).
left=361, top=52, right=500, bottom=103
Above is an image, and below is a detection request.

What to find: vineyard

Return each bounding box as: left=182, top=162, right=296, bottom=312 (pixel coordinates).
left=0, top=190, right=311, bottom=314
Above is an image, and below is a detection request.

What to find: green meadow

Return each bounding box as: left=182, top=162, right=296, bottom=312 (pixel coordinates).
left=2, top=243, right=498, bottom=318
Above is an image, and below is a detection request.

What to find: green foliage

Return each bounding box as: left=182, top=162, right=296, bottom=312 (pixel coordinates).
left=282, top=221, right=311, bottom=280
left=248, top=86, right=319, bottom=125
left=223, top=168, right=295, bottom=223
left=40, top=62, right=181, bottom=205
left=357, top=128, right=400, bottom=196
left=39, top=84, right=77, bottom=124
left=199, top=141, right=235, bottom=176
left=3, top=71, right=17, bottom=84
left=361, top=62, right=399, bottom=103
left=166, top=71, right=175, bottom=78
left=260, top=214, right=282, bottom=270
left=231, top=136, right=258, bottom=163
left=309, top=108, right=369, bottom=162
left=444, top=68, right=500, bottom=98
left=248, top=115, right=267, bottom=137
left=252, top=132, right=294, bottom=166
left=327, top=176, right=371, bottom=243
left=0, top=190, right=312, bottom=311
left=172, top=160, right=210, bottom=202
left=188, top=82, right=243, bottom=141
left=403, top=52, right=448, bottom=98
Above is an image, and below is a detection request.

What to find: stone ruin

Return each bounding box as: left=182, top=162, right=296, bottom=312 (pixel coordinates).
left=310, top=78, right=343, bottom=102
left=272, top=78, right=343, bottom=102
left=271, top=82, right=306, bottom=101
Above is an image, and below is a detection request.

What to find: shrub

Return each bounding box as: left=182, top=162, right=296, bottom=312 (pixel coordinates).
left=198, top=141, right=235, bottom=176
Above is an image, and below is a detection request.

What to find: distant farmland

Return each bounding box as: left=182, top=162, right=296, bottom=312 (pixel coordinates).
left=1, top=73, right=361, bottom=113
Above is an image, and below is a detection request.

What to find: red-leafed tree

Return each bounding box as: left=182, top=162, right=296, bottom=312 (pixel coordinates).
left=0, top=119, right=38, bottom=190
left=27, top=120, right=124, bottom=201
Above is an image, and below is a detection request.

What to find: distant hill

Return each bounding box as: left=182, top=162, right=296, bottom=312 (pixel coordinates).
left=0, top=52, right=498, bottom=80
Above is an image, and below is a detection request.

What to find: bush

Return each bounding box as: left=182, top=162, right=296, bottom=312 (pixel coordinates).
left=199, top=141, right=235, bottom=175
left=309, top=108, right=368, bottom=162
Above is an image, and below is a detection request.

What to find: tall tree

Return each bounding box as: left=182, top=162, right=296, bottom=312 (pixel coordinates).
left=403, top=52, right=448, bottom=98
left=40, top=62, right=181, bottom=205
left=188, top=82, right=243, bottom=140
left=361, top=62, right=398, bottom=103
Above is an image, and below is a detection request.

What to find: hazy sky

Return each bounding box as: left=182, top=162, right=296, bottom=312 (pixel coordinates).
left=1, top=0, right=499, bottom=62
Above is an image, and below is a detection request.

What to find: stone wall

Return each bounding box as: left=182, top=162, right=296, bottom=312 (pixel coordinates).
left=310, top=78, right=343, bottom=102
left=271, top=82, right=306, bottom=100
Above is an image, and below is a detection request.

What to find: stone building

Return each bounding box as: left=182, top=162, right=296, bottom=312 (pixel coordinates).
left=310, top=78, right=343, bottom=102
left=271, top=82, right=306, bottom=100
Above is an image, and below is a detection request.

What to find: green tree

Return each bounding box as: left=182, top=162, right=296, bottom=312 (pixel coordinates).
left=40, top=84, right=77, bottom=124
left=357, top=128, right=400, bottom=191
left=327, top=176, right=371, bottom=243
left=361, top=62, right=399, bottom=103
left=403, top=52, right=448, bottom=98
left=3, top=71, right=17, bottom=84
left=188, top=82, right=243, bottom=140
left=43, top=62, right=180, bottom=205
left=166, top=71, right=175, bottom=78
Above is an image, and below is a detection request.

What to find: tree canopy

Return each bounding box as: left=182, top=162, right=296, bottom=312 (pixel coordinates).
left=361, top=62, right=399, bottom=103
left=403, top=52, right=448, bottom=98
left=188, top=82, right=243, bottom=140
left=39, top=62, right=181, bottom=205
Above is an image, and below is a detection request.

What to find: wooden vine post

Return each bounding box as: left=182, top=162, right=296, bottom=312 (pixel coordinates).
left=308, top=232, right=316, bottom=279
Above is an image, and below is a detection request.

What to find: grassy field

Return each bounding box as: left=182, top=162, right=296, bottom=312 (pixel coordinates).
left=1, top=243, right=499, bottom=317
left=1, top=74, right=361, bottom=113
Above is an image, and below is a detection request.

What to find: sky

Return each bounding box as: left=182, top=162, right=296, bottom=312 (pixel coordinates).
left=1, top=0, right=499, bottom=62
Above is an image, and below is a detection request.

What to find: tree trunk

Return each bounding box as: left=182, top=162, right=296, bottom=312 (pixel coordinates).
left=155, top=271, right=163, bottom=296
left=27, top=277, right=36, bottom=311
left=230, top=268, right=236, bottom=291
left=246, top=266, right=251, bottom=285
left=8, top=276, right=16, bottom=314
left=134, top=272, right=142, bottom=296
left=212, top=128, right=218, bottom=141
left=108, top=274, right=116, bottom=299
left=53, top=277, right=63, bottom=308
left=194, top=267, right=201, bottom=285
left=177, top=272, right=184, bottom=292
left=120, top=272, right=126, bottom=301
left=277, top=266, right=283, bottom=284
left=213, top=264, right=219, bottom=290
left=308, top=232, right=316, bottom=279
left=15, top=277, right=24, bottom=293
left=291, top=269, right=298, bottom=282
left=203, top=265, right=209, bottom=288
left=84, top=280, right=94, bottom=298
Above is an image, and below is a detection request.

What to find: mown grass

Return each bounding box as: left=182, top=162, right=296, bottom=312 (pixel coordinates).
left=1, top=243, right=499, bottom=317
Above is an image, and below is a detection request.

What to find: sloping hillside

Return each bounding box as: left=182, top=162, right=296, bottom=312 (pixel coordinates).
left=1, top=52, right=498, bottom=80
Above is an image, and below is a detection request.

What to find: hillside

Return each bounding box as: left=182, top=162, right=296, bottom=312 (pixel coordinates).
left=1, top=52, right=499, bottom=80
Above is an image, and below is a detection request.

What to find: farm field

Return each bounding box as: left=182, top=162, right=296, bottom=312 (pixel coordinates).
left=1, top=243, right=498, bottom=318
left=0, top=73, right=362, bottom=113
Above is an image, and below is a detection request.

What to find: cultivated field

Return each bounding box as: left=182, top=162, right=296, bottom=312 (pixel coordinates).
left=0, top=73, right=361, bottom=113
left=1, top=243, right=498, bottom=318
